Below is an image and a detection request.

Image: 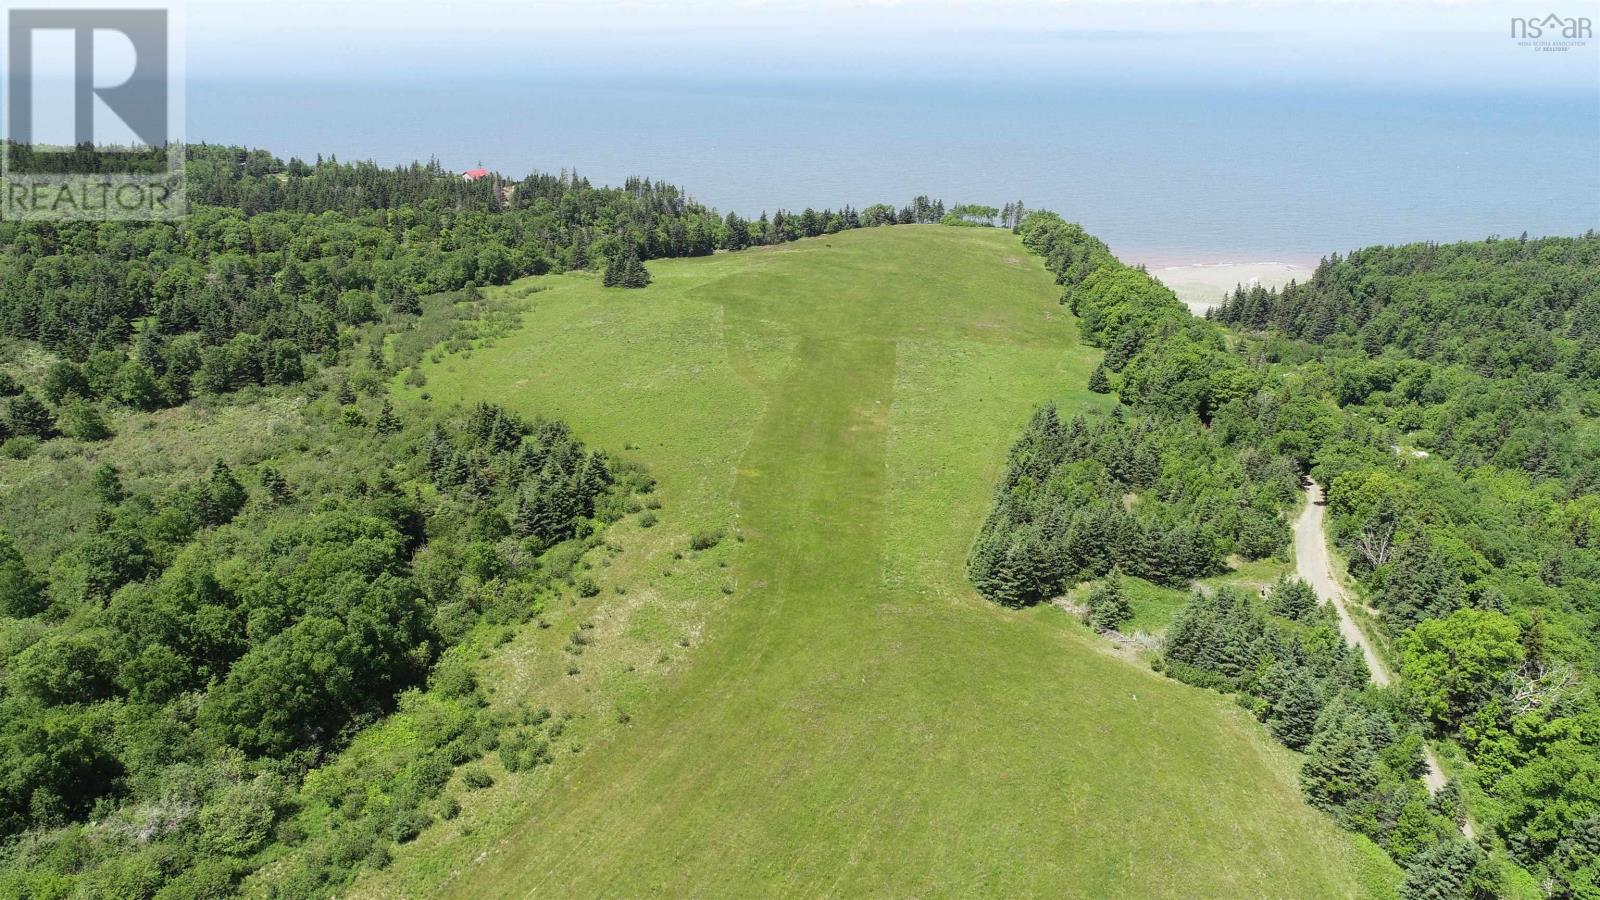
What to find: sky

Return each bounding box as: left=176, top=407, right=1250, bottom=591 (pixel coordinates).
left=180, top=0, right=1600, bottom=93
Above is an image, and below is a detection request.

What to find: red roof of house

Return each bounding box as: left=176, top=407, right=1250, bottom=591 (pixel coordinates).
left=463, top=167, right=490, bottom=180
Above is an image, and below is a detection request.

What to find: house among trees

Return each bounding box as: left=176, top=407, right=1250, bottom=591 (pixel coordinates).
left=462, top=167, right=490, bottom=181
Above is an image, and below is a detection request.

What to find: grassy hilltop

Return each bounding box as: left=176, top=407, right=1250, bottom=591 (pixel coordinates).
left=361, top=226, right=1391, bottom=897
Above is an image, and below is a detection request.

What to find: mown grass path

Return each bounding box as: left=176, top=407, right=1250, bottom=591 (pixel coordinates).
left=374, top=227, right=1388, bottom=897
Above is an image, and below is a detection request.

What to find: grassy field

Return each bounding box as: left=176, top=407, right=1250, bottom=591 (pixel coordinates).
left=362, top=226, right=1394, bottom=897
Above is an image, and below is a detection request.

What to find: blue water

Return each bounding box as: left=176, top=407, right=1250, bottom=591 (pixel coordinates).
left=188, top=73, right=1599, bottom=263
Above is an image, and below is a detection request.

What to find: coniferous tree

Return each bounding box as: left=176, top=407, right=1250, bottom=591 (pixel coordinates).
left=390, top=286, right=422, bottom=317
left=1268, top=577, right=1319, bottom=621
left=1299, top=698, right=1379, bottom=812
left=1382, top=534, right=1467, bottom=627
left=91, top=463, right=126, bottom=505
left=439, top=451, right=468, bottom=487
left=1087, top=566, right=1133, bottom=632
left=1398, top=838, right=1489, bottom=900
left=260, top=465, right=294, bottom=506
left=968, top=528, right=1024, bottom=607
left=1267, top=666, right=1323, bottom=749
left=374, top=399, right=402, bottom=435
left=199, top=461, right=247, bottom=526
left=461, top=454, right=493, bottom=502
left=1087, top=363, right=1112, bottom=394
left=512, top=489, right=540, bottom=539
left=723, top=212, right=750, bottom=251
left=603, top=246, right=625, bottom=287
left=580, top=452, right=613, bottom=499
left=425, top=425, right=452, bottom=475
left=622, top=252, right=652, bottom=288
left=0, top=529, right=47, bottom=617
left=604, top=242, right=652, bottom=289
left=6, top=392, right=55, bottom=438
left=1429, top=778, right=1464, bottom=829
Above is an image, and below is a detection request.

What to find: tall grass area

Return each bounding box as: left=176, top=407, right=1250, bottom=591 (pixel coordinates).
left=353, top=226, right=1395, bottom=897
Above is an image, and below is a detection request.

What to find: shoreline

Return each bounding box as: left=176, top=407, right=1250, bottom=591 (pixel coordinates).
left=1121, top=255, right=1318, bottom=316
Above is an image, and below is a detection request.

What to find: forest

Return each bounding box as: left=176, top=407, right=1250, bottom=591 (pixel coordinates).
left=1212, top=236, right=1600, bottom=896
left=0, top=333, right=648, bottom=897
left=0, top=143, right=965, bottom=370
left=974, top=215, right=1599, bottom=897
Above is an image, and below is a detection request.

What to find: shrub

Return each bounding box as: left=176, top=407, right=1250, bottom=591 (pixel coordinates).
left=196, top=774, right=285, bottom=857
left=388, top=807, right=432, bottom=843
left=435, top=795, right=461, bottom=821
left=498, top=730, right=552, bottom=773
left=689, top=528, right=724, bottom=551
left=365, top=844, right=393, bottom=870
left=60, top=400, right=113, bottom=441
left=429, top=655, right=478, bottom=699
left=148, top=856, right=247, bottom=900
left=460, top=766, right=494, bottom=790
left=0, top=436, right=38, bottom=459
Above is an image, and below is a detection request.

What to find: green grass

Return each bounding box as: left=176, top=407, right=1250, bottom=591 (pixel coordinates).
left=360, top=226, right=1394, bottom=897
left=1122, top=577, right=1197, bottom=635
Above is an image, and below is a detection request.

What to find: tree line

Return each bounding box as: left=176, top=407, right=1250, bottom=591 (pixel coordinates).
left=1, top=144, right=1006, bottom=354
left=968, top=404, right=1298, bottom=606
left=1212, top=233, right=1600, bottom=897
left=978, top=211, right=1593, bottom=896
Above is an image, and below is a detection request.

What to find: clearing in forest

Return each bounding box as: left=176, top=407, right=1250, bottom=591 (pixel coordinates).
left=365, top=226, right=1391, bottom=897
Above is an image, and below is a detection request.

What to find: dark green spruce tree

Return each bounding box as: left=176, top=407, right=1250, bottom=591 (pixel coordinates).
left=91, top=463, right=126, bottom=504
left=6, top=392, right=54, bottom=438
left=1299, top=698, right=1378, bottom=812
left=0, top=529, right=47, bottom=617
left=1398, top=838, right=1490, bottom=900
left=1087, top=362, right=1112, bottom=394
left=1267, top=666, right=1323, bottom=750
left=1268, top=577, right=1319, bottom=621
left=375, top=399, right=402, bottom=435
left=259, top=465, right=294, bottom=507
left=1087, top=566, right=1133, bottom=632
left=604, top=242, right=652, bottom=289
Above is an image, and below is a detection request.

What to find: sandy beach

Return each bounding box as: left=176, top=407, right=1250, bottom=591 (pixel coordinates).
left=1140, top=260, right=1314, bottom=316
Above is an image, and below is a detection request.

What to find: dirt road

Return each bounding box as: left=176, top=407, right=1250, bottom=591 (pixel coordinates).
left=1294, top=480, right=1467, bottom=827
left=1293, top=481, right=1391, bottom=685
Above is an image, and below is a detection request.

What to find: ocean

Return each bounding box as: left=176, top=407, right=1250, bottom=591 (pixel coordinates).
left=187, top=72, right=1599, bottom=267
